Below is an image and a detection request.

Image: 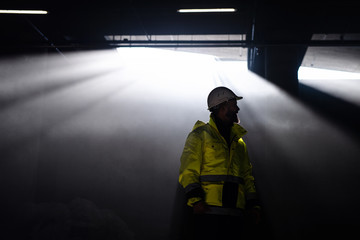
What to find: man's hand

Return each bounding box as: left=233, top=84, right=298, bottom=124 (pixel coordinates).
left=246, top=208, right=261, bottom=225
left=193, top=201, right=211, bottom=214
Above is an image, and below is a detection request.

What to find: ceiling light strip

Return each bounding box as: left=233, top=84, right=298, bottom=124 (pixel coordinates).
left=0, top=10, right=48, bottom=14
left=177, top=8, right=236, bottom=13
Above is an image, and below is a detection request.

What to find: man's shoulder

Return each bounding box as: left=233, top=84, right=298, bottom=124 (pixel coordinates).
left=191, top=120, right=207, bottom=132
left=190, top=120, right=215, bottom=136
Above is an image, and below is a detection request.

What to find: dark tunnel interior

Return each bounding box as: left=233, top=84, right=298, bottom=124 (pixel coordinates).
left=1, top=49, right=359, bottom=240
left=1, top=1, right=360, bottom=240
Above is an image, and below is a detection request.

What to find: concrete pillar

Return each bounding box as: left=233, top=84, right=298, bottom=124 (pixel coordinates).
left=248, top=45, right=308, bottom=95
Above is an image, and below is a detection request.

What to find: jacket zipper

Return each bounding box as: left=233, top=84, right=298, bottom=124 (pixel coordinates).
left=227, top=135, right=237, bottom=175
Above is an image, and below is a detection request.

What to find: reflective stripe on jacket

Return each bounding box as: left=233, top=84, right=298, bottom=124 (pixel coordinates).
left=179, top=114, right=257, bottom=209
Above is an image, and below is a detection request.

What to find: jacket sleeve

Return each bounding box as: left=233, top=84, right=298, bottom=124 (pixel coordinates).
left=241, top=139, right=260, bottom=208
left=179, top=130, right=204, bottom=207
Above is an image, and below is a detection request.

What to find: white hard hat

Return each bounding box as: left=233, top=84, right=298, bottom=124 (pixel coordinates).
left=207, top=86, right=243, bottom=110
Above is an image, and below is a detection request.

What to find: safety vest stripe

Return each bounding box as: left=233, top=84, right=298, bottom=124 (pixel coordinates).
left=199, top=175, right=245, bottom=185
left=184, top=182, right=202, bottom=194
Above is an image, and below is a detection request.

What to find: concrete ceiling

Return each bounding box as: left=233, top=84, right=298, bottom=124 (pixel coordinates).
left=302, top=34, right=360, bottom=72
left=2, top=0, right=360, bottom=72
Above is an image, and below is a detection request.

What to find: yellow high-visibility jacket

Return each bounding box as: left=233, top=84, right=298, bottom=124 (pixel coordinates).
left=179, top=114, right=257, bottom=210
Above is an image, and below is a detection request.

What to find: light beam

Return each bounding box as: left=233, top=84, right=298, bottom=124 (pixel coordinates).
left=298, top=66, right=360, bottom=106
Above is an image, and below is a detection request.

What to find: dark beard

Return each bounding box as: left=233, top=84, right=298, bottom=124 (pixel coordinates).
left=225, top=112, right=239, bottom=124
left=234, top=114, right=240, bottom=124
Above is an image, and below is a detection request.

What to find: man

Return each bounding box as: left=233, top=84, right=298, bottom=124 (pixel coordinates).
left=179, top=86, right=260, bottom=239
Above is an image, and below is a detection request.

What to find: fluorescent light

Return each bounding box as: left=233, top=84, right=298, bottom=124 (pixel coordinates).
left=177, top=8, right=237, bottom=13
left=0, top=10, right=48, bottom=15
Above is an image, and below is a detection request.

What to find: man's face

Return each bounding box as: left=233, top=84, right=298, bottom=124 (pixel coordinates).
left=224, top=99, right=240, bottom=124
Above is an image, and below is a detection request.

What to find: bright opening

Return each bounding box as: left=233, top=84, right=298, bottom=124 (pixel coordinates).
left=298, top=66, right=360, bottom=106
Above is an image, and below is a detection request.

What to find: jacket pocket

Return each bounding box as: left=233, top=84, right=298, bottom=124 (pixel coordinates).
left=202, top=182, right=222, bottom=207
